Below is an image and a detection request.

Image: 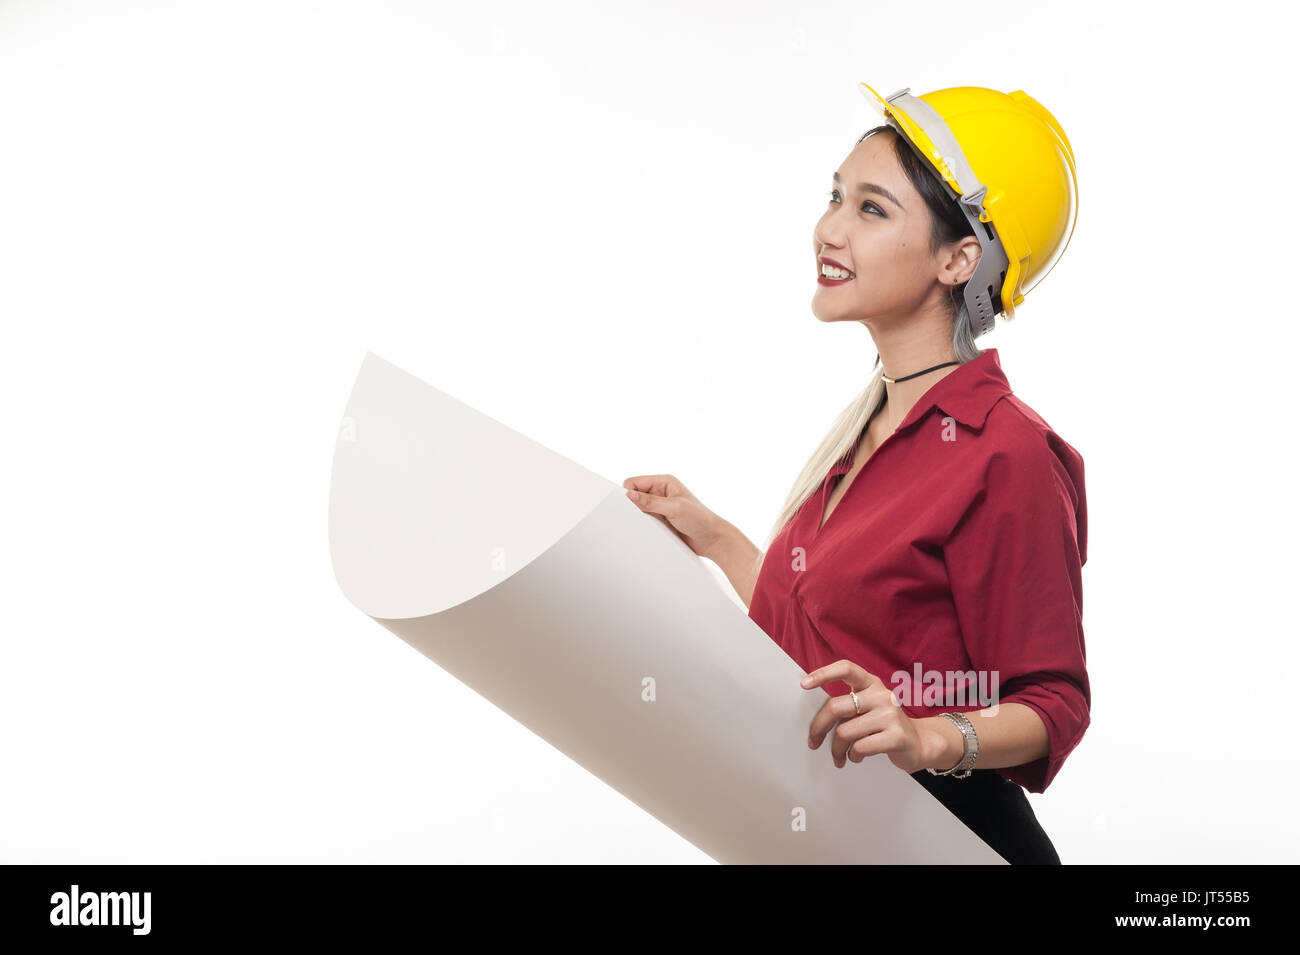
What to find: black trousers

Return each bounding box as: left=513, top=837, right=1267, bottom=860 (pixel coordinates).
left=910, top=768, right=1061, bottom=865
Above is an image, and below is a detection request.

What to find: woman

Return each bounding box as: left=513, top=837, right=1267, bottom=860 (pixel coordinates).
left=623, top=83, right=1088, bottom=865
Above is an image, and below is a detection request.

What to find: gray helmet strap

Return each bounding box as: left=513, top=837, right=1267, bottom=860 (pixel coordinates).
left=884, top=89, right=1010, bottom=337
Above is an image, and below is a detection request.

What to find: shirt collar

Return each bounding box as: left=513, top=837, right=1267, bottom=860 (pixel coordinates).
left=831, top=349, right=1012, bottom=474
left=896, top=347, right=1011, bottom=433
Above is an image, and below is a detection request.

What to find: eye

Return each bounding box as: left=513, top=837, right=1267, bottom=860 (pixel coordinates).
left=827, top=190, right=883, bottom=216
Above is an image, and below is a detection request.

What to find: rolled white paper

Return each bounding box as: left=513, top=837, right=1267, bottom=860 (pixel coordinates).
left=328, top=351, right=1007, bottom=864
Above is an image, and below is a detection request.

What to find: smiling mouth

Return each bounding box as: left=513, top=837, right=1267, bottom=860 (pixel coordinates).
left=818, top=266, right=855, bottom=285
left=819, top=260, right=855, bottom=281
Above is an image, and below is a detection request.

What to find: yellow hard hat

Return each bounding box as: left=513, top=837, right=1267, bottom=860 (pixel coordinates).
left=858, top=82, right=1078, bottom=332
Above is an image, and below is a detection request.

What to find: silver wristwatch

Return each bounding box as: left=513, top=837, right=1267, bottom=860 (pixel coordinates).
left=927, top=712, right=979, bottom=779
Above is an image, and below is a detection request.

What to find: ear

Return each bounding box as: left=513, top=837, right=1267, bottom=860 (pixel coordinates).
left=940, top=237, right=983, bottom=287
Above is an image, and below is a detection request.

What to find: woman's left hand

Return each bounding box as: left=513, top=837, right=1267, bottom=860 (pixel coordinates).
left=802, top=659, right=932, bottom=773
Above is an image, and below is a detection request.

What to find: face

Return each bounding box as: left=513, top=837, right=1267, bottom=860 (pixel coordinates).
left=811, top=131, right=972, bottom=327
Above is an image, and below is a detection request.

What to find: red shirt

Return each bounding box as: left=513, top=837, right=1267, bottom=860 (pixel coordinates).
left=748, top=348, right=1089, bottom=793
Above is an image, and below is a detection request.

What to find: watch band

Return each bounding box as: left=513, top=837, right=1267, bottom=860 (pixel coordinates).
left=926, top=712, right=979, bottom=779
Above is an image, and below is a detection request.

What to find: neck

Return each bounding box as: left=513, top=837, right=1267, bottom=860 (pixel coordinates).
left=872, top=334, right=965, bottom=431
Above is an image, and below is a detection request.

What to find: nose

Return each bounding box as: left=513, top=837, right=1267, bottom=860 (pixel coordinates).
left=813, top=210, right=843, bottom=256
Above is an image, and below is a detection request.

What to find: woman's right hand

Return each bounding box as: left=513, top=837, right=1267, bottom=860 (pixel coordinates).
left=622, top=474, right=728, bottom=559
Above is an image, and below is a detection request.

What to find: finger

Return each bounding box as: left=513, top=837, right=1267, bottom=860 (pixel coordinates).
left=846, top=725, right=895, bottom=764
left=806, top=696, right=850, bottom=749
left=622, top=475, right=686, bottom=499
left=837, top=711, right=888, bottom=766
left=623, top=476, right=668, bottom=496
left=623, top=490, right=693, bottom=548
left=800, top=659, right=874, bottom=694
left=809, top=684, right=892, bottom=749
left=625, top=486, right=681, bottom=521
left=832, top=715, right=870, bottom=767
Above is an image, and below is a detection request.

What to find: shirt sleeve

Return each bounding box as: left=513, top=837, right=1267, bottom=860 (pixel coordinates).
left=942, top=435, right=1090, bottom=793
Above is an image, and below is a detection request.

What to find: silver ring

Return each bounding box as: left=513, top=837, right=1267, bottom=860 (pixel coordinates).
left=850, top=690, right=861, bottom=715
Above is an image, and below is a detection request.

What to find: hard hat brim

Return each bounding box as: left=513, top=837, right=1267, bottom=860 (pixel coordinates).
left=858, top=82, right=964, bottom=199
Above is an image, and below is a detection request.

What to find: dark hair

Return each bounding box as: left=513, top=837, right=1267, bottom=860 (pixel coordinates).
left=857, top=124, right=985, bottom=358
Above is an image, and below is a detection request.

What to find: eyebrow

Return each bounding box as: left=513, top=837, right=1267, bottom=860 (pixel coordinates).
left=832, top=171, right=903, bottom=210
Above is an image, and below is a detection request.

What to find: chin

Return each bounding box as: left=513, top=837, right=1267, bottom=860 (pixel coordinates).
left=811, top=305, right=855, bottom=324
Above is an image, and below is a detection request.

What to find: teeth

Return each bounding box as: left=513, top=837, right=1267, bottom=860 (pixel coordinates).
left=821, top=263, right=852, bottom=279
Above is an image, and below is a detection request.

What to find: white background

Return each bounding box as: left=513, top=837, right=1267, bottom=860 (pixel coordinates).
left=1, top=0, right=1294, bottom=863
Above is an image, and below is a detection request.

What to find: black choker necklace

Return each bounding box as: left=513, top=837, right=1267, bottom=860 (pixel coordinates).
left=879, top=359, right=961, bottom=384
